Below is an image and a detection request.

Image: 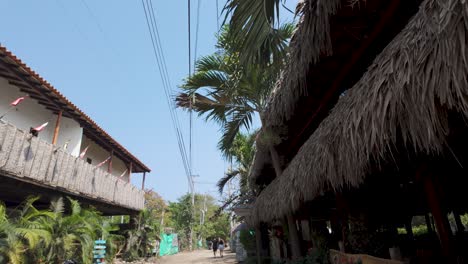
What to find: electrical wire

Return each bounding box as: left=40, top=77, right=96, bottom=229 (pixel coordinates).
left=193, top=0, right=201, bottom=74
left=141, top=0, right=193, bottom=191
left=216, top=0, right=219, bottom=31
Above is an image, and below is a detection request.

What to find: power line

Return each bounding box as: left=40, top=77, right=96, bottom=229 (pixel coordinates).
left=216, top=0, right=220, bottom=31
left=80, top=0, right=105, bottom=34
left=188, top=0, right=192, bottom=76
left=194, top=0, right=201, bottom=73
left=141, top=0, right=193, bottom=191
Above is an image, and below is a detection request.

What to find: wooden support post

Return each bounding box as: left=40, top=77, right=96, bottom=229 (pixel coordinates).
left=425, top=214, right=434, bottom=234
left=255, top=225, right=263, bottom=264
left=287, top=214, right=302, bottom=260
left=453, top=211, right=465, bottom=234
left=142, top=172, right=146, bottom=190
left=108, top=150, right=114, bottom=173
left=269, top=146, right=282, bottom=178
left=128, top=162, right=133, bottom=183
left=405, top=218, right=414, bottom=239
left=336, top=194, right=348, bottom=253
left=269, top=145, right=302, bottom=259
left=52, top=110, right=62, bottom=145
left=418, top=166, right=453, bottom=258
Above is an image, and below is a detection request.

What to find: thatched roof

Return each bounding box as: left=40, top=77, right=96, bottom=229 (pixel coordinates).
left=250, top=0, right=343, bottom=181
left=248, top=141, right=270, bottom=183
left=251, top=0, right=468, bottom=223
left=263, top=0, right=341, bottom=129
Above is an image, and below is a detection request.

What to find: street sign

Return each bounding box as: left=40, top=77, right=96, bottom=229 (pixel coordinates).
left=93, top=240, right=106, bottom=264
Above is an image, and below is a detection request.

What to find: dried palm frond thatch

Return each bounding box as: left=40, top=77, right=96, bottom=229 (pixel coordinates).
left=251, top=0, right=468, bottom=223
left=264, top=0, right=341, bottom=128
left=248, top=0, right=341, bottom=181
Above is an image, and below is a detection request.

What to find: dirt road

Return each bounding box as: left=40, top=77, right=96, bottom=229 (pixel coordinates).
left=158, top=250, right=237, bottom=264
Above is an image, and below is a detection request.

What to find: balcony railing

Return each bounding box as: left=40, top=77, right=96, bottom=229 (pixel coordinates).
left=0, top=122, right=144, bottom=210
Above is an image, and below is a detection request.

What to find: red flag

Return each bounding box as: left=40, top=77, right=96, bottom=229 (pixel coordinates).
left=96, top=156, right=111, bottom=168
left=79, top=146, right=89, bottom=159
left=10, top=96, right=27, bottom=106
left=33, top=122, right=48, bottom=132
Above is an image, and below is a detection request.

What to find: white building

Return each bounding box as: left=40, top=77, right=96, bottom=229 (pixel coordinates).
left=0, top=45, right=150, bottom=214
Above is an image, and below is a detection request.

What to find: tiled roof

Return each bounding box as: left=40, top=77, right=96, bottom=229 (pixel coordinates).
left=0, top=45, right=150, bottom=173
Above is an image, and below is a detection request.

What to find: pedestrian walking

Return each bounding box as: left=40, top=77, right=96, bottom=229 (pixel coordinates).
left=218, top=237, right=225, bottom=258
left=212, top=238, right=219, bottom=258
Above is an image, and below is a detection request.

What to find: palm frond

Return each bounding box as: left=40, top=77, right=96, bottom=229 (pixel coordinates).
left=217, top=169, right=240, bottom=194
left=218, top=108, right=255, bottom=158
left=223, top=0, right=292, bottom=67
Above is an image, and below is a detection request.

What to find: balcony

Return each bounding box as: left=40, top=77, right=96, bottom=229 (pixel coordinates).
left=0, top=122, right=144, bottom=212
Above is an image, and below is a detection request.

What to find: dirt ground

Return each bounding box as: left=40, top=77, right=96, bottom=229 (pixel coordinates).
left=158, top=250, right=237, bottom=264
left=114, top=250, right=237, bottom=264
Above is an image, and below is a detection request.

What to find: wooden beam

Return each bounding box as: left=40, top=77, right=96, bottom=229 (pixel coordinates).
left=52, top=111, right=62, bottom=145
left=287, top=214, right=302, bottom=260
left=108, top=150, right=114, bottom=174
left=128, top=162, right=133, bottom=183
left=269, top=145, right=302, bottom=259
left=141, top=172, right=146, bottom=190
left=255, top=225, right=263, bottom=264
left=417, top=166, right=453, bottom=258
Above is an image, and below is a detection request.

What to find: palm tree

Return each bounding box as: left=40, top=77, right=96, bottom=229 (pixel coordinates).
left=123, top=209, right=158, bottom=261
left=38, top=197, right=99, bottom=264
left=223, top=0, right=291, bottom=67
left=217, top=132, right=256, bottom=194
left=176, top=24, right=293, bottom=156
left=0, top=197, right=51, bottom=264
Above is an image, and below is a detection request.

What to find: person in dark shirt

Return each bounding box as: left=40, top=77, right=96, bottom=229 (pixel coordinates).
left=212, top=238, right=219, bottom=258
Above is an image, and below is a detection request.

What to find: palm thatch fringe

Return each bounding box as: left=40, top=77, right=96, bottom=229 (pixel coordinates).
left=248, top=140, right=270, bottom=184
left=250, top=0, right=468, bottom=224
left=264, top=0, right=341, bottom=129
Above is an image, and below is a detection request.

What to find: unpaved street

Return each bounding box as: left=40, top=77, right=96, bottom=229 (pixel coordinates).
left=158, top=250, right=237, bottom=264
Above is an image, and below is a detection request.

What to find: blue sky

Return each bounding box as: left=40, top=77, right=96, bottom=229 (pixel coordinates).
left=1, top=0, right=296, bottom=202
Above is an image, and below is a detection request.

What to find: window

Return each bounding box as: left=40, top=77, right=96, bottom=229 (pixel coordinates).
left=86, top=158, right=92, bottom=164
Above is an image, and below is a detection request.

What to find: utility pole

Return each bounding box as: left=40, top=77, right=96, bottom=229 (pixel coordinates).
left=160, top=209, right=165, bottom=230
left=227, top=162, right=235, bottom=231
left=189, top=175, right=198, bottom=251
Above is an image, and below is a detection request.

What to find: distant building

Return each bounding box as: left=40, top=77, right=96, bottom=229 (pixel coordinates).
left=0, top=45, right=150, bottom=215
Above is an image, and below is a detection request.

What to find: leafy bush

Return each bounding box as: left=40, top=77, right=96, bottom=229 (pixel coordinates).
left=239, top=229, right=256, bottom=252
left=0, top=196, right=121, bottom=264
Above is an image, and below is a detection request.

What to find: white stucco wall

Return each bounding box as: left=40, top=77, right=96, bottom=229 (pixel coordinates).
left=80, top=135, right=130, bottom=181
left=0, top=77, right=82, bottom=156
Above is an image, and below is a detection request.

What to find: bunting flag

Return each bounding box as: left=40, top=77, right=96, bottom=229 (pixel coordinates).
left=96, top=156, right=111, bottom=168
left=1, top=96, right=28, bottom=119
left=79, top=146, right=89, bottom=159
left=10, top=96, right=27, bottom=106
left=120, top=169, right=128, bottom=177
left=33, top=122, right=48, bottom=132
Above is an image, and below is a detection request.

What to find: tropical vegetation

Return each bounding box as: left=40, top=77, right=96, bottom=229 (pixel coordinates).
left=0, top=191, right=230, bottom=263
left=166, top=193, right=230, bottom=251
left=176, top=23, right=293, bottom=157
left=0, top=196, right=119, bottom=264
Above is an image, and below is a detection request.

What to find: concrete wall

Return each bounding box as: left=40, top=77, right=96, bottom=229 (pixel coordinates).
left=80, top=135, right=130, bottom=181
left=0, top=77, right=82, bottom=156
